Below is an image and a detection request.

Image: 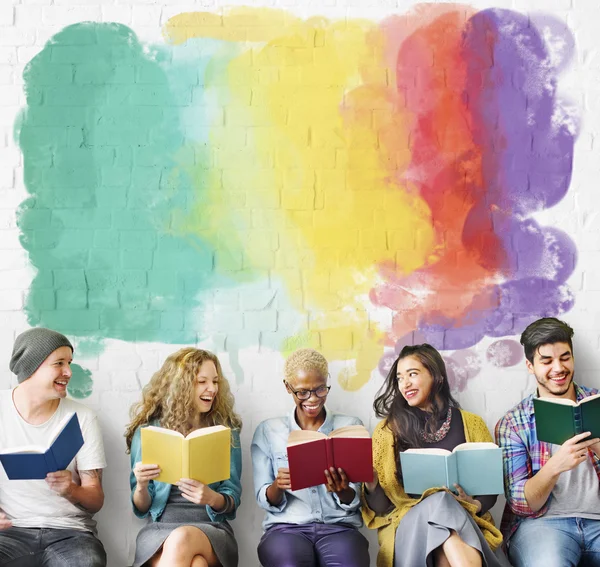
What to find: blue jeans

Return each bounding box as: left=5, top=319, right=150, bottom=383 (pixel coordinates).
left=509, top=516, right=600, bottom=567
left=0, top=527, right=106, bottom=567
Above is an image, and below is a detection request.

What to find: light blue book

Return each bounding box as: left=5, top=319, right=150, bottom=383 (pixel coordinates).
left=400, top=442, right=504, bottom=496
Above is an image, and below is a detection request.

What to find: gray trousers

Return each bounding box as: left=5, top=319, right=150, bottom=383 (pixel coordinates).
left=0, top=527, right=106, bottom=567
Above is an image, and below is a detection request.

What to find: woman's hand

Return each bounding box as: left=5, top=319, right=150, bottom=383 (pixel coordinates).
left=364, top=468, right=379, bottom=493
left=133, top=462, right=161, bottom=489
left=177, top=478, right=222, bottom=509
left=325, top=467, right=349, bottom=492
left=274, top=467, right=292, bottom=491
left=452, top=483, right=482, bottom=513
left=325, top=467, right=355, bottom=504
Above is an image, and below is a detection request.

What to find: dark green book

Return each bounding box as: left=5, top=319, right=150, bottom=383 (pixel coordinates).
left=533, top=394, right=600, bottom=445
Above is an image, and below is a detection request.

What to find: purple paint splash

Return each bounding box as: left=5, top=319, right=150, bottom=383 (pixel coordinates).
left=376, top=8, right=578, bottom=374
left=487, top=339, right=523, bottom=367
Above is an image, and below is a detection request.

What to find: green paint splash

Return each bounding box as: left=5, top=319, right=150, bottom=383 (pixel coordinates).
left=15, top=23, right=230, bottom=348
left=68, top=363, right=93, bottom=399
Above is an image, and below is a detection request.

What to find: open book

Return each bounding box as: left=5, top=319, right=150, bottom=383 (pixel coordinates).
left=399, top=442, right=503, bottom=496
left=533, top=393, right=600, bottom=445
left=287, top=425, right=373, bottom=491
left=0, top=412, right=84, bottom=480
left=141, top=424, right=231, bottom=485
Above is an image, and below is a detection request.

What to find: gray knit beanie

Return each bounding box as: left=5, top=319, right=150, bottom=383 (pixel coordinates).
left=10, top=328, right=74, bottom=383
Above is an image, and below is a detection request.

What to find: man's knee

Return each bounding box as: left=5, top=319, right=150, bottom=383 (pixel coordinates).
left=0, top=527, right=38, bottom=563
left=43, top=533, right=106, bottom=567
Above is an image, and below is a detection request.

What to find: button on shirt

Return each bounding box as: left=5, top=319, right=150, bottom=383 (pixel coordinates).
left=251, top=408, right=364, bottom=530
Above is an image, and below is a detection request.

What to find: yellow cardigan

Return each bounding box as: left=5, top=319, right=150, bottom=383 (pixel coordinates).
left=362, top=410, right=503, bottom=567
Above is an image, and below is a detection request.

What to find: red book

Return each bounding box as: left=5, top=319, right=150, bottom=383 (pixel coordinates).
left=286, top=425, right=373, bottom=491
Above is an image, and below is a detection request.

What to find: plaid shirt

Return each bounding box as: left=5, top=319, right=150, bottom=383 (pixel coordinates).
left=495, top=384, right=600, bottom=544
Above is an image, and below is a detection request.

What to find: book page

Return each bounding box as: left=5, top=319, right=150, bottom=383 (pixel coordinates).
left=536, top=397, right=577, bottom=406
left=453, top=442, right=499, bottom=453
left=0, top=444, right=46, bottom=455
left=403, top=448, right=451, bottom=456
left=287, top=430, right=327, bottom=446
left=328, top=425, right=370, bottom=439
left=186, top=424, right=228, bottom=440
left=580, top=393, right=600, bottom=405
left=144, top=425, right=185, bottom=438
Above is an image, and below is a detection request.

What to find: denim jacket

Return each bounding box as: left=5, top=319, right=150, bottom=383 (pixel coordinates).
left=129, top=421, right=242, bottom=522
left=251, top=407, right=363, bottom=530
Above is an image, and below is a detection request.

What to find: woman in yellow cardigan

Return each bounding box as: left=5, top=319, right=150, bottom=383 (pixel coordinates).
left=362, top=344, right=507, bottom=567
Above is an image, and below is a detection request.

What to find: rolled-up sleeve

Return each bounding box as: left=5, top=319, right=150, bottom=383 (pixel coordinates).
left=129, top=426, right=155, bottom=519
left=495, top=415, right=543, bottom=517
left=207, top=429, right=242, bottom=522
left=251, top=422, right=287, bottom=513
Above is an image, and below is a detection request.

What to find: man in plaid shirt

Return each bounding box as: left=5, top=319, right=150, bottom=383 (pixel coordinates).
left=495, top=318, right=600, bottom=567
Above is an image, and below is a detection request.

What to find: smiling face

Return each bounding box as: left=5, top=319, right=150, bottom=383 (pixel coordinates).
left=193, top=360, right=219, bottom=413
left=25, top=346, right=73, bottom=400
left=396, top=355, right=435, bottom=411
left=286, top=368, right=328, bottom=422
left=527, top=342, right=575, bottom=399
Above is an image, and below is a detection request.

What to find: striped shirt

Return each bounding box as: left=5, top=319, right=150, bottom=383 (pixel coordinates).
left=495, top=384, right=600, bottom=543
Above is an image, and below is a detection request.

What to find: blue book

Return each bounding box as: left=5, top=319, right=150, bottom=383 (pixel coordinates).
left=400, top=442, right=504, bottom=496
left=0, top=413, right=84, bottom=480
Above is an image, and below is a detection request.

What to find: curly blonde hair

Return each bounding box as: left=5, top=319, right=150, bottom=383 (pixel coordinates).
left=284, top=348, right=328, bottom=382
left=125, top=348, right=242, bottom=451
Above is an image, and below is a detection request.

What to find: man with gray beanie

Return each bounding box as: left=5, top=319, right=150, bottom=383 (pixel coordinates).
left=0, top=328, right=107, bottom=566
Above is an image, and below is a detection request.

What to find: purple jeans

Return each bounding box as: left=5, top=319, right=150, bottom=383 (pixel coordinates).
left=257, top=522, right=370, bottom=567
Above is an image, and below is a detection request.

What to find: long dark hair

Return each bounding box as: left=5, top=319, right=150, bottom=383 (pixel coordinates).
left=373, top=344, right=460, bottom=453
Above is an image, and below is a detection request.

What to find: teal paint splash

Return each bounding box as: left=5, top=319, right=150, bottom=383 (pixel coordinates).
left=16, top=23, right=235, bottom=353
left=67, top=363, right=93, bottom=399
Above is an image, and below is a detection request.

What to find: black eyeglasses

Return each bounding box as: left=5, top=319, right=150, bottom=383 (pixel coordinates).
left=284, top=380, right=331, bottom=401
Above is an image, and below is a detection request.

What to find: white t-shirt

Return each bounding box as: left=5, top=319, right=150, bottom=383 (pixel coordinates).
left=0, top=389, right=107, bottom=532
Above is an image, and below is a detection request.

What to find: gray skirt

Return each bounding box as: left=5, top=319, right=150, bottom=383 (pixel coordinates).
left=133, top=491, right=238, bottom=567
left=394, top=491, right=510, bottom=567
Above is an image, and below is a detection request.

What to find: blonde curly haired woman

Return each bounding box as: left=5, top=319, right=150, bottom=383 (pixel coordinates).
left=125, top=348, right=242, bottom=567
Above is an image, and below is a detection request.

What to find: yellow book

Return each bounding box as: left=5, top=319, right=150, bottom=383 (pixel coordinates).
left=141, top=425, right=231, bottom=485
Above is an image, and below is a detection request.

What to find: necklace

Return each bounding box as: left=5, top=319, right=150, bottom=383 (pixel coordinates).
left=420, top=407, right=452, bottom=443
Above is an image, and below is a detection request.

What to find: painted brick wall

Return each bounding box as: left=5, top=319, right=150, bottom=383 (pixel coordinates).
left=0, top=1, right=598, bottom=565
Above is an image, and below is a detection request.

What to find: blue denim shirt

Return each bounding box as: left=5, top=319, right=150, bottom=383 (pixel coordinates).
left=129, top=422, right=242, bottom=523
left=251, top=408, right=363, bottom=530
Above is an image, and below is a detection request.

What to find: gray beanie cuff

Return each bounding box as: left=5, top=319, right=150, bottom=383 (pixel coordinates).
left=10, top=328, right=74, bottom=383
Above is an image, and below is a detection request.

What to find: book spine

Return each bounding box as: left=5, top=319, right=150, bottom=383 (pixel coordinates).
left=574, top=406, right=583, bottom=435
left=45, top=449, right=59, bottom=473
left=182, top=440, right=190, bottom=479
left=325, top=438, right=334, bottom=471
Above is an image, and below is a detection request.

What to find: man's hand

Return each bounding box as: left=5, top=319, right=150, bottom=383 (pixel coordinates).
left=45, top=470, right=74, bottom=497
left=0, top=512, right=12, bottom=530
left=548, top=431, right=599, bottom=476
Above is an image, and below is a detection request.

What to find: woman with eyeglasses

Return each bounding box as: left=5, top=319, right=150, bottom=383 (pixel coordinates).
left=362, top=344, right=508, bottom=567
left=251, top=348, right=370, bottom=567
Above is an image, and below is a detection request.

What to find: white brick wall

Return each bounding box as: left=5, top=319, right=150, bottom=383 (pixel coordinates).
left=1, top=1, right=599, bottom=566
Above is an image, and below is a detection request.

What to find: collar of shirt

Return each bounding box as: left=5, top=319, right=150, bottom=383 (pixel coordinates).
left=288, top=406, right=333, bottom=433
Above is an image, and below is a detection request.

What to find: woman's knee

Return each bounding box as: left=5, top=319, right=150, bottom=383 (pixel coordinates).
left=258, top=531, right=315, bottom=567
left=162, top=526, right=206, bottom=557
